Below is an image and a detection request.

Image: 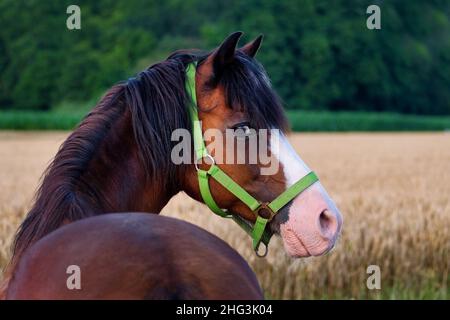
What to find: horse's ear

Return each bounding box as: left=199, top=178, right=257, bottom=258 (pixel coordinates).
left=240, top=34, right=263, bottom=58
left=212, top=31, right=243, bottom=79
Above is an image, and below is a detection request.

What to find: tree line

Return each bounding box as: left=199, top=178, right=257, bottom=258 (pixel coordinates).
left=0, top=0, right=449, bottom=115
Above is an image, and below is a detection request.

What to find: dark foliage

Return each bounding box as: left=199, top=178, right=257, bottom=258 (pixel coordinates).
left=0, top=0, right=449, bottom=114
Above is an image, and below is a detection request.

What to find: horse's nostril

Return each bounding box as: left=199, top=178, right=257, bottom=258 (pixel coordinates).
left=318, top=209, right=336, bottom=238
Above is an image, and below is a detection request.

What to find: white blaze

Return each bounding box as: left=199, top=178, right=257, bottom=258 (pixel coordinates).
left=270, top=131, right=311, bottom=187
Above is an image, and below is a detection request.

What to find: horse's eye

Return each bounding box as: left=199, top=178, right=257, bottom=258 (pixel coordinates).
left=232, top=122, right=252, bottom=136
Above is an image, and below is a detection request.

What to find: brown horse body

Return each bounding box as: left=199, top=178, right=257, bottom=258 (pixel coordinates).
left=6, top=213, right=263, bottom=299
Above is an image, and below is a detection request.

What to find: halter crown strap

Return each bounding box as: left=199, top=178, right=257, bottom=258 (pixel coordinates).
left=185, top=64, right=208, bottom=161
left=185, top=62, right=319, bottom=256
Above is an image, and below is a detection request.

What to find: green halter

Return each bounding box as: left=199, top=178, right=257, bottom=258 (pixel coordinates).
left=185, top=63, right=318, bottom=256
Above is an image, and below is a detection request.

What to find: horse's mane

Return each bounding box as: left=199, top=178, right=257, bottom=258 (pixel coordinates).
left=11, top=49, right=288, bottom=261
left=211, top=50, right=288, bottom=132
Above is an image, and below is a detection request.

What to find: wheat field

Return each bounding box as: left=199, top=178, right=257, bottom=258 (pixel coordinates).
left=0, top=131, right=449, bottom=299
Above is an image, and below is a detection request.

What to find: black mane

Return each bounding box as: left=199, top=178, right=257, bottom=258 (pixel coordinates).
left=168, top=50, right=288, bottom=131
left=212, top=51, right=288, bottom=131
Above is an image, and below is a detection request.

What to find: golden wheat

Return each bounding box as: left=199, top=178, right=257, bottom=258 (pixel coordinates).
left=0, top=131, right=449, bottom=299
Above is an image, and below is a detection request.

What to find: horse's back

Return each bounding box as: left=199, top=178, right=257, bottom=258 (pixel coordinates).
left=6, top=213, right=263, bottom=300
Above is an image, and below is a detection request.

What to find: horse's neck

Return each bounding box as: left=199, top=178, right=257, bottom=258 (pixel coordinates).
left=68, top=109, right=177, bottom=216
left=12, top=105, right=179, bottom=264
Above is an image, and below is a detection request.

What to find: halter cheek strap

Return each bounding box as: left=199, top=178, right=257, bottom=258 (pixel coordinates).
left=185, top=63, right=318, bottom=256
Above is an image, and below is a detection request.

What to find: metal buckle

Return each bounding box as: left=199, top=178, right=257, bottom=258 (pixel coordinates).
left=255, top=202, right=276, bottom=221
left=194, top=154, right=215, bottom=171
left=255, top=242, right=268, bottom=258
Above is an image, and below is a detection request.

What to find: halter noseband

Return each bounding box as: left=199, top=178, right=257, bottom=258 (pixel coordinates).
left=185, top=63, right=318, bottom=257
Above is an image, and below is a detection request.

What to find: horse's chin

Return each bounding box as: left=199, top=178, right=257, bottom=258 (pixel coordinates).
left=279, top=227, right=333, bottom=258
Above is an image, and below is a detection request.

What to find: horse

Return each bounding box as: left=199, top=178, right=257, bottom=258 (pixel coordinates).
left=6, top=213, right=263, bottom=299
left=1, top=31, right=342, bottom=298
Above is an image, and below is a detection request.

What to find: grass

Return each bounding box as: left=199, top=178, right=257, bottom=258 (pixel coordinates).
left=1, top=108, right=450, bottom=131
left=287, top=110, right=450, bottom=132
left=0, top=111, right=84, bottom=131
left=0, top=132, right=448, bottom=299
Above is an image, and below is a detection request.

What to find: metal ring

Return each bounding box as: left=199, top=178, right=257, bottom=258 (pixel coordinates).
left=255, top=242, right=268, bottom=258
left=194, top=154, right=215, bottom=171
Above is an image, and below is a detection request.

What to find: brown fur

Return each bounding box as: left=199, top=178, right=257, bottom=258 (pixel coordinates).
left=6, top=214, right=263, bottom=299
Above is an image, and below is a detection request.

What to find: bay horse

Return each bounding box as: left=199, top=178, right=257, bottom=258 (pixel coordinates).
left=1, top=31, right=342, bottom=298
left=6, top=213, right=263, bottom=299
